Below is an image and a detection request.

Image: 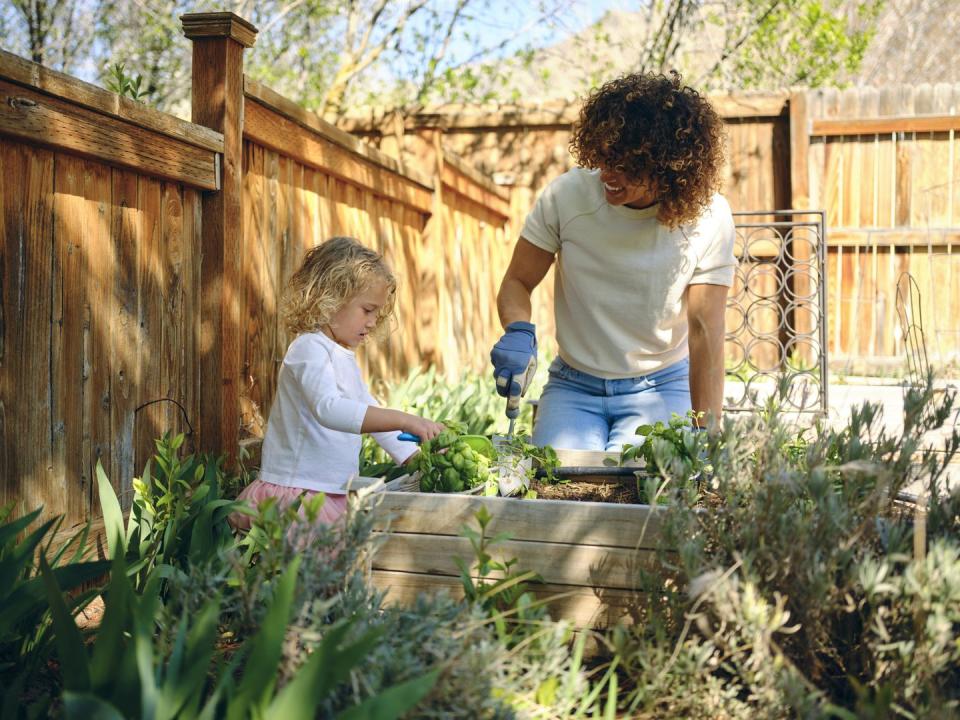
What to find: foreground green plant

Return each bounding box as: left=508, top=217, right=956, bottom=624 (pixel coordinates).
left=97, top=433, right=244, bottom=591
left=605, top=377, right=960, bottom=717
left=41, top=549, right=437, bottom=720
left=0, top=507, right=109, bottom=715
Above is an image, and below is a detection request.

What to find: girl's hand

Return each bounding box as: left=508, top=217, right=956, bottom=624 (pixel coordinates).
left=404, top=415, right=445, bottom=442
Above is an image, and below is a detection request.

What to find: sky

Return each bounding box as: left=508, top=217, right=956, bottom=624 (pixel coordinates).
left=423, top=0, right=630, bottom=67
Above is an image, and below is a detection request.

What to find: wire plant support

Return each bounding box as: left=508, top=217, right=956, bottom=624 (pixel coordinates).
left=724, top=210, right=829, bottom=419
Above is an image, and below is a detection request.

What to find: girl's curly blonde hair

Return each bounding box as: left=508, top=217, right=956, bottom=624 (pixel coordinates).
left=281, top=236, right=397, bottom=340
left=570, top=71, right=726, bottom=229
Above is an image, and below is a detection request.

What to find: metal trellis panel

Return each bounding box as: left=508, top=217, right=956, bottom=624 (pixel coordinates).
left=724, top=210, right=829, bottom=418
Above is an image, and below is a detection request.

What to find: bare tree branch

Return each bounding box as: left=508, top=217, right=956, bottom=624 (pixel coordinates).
left=413, top=0, right=470, bottom=105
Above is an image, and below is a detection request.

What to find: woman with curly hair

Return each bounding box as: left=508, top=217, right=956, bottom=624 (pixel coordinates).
left=490, top=72, right=735, bottom=451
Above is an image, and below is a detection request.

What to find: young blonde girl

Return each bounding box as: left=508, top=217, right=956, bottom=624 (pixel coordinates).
left=233, top=236, right=443, bottom=529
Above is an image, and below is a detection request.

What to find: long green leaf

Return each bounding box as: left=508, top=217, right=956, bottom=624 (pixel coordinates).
left=188, top=499, right=240, bottom=564
left=0, top=560, right=109, bottom=631
left=0, top=507, right=42, bottom=548
left=227, top=556, right=302, bottom=720
left=134, top=571, right=166, bottom=701
left=603, top=672, right=617, bottom=720
left=156, top=599, right=220, bottom=720
left=335, top=669, right=440, bottom=720
left=49, top=518, right=91, bottom=567
left=95, top=462, right=125, bottom=559
left=39, top=555, right=91, bottom=692
left=196, top=650, right=245, bottom=720
left=90, top=552, right=134, bottom=692
left=0, top=516, right=59, bottom=600
left=263, top=621, right=382, bottom=720
left=1, top=672, right=27, bottom=720
left=62, top=692, right=127, bottom=720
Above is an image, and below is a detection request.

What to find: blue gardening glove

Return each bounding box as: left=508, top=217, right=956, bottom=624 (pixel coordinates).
left=491, top=321, right=537, bottom=399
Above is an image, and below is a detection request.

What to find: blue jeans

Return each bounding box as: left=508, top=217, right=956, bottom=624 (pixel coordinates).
left=532, top=356, right=692, bottom=452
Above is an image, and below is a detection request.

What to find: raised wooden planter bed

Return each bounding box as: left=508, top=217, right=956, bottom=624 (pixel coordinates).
left=370, top=470, right=662, bottom=629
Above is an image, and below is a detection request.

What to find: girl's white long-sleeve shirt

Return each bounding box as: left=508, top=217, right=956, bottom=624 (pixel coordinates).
left=258, top=331, right=417, bottom=493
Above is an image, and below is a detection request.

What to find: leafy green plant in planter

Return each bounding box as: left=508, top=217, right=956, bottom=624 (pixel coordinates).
left=414, top=424, right=495, bottom=493
left=610, top=412, right=708, bottom=504
left=360, top=363, right=546, bottom=478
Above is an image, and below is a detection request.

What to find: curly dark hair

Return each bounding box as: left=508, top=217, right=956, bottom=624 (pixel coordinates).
left=570, top=71, right=725, bottom=229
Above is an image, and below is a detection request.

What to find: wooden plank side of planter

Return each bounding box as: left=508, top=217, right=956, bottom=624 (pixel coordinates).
left=372, top=569, right=640, bottom=629
left=372, top=492, right=663, bottom=549
left=371, top=532, right=654, bottom=590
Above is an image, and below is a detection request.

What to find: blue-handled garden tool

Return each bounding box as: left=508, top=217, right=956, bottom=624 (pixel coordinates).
left=496, top=355, right=537, bottom=439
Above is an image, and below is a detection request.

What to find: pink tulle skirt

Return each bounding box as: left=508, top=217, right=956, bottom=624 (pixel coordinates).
left=229, top=478, right=348, bottom=531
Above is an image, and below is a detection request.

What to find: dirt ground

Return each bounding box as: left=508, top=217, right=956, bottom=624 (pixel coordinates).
left=531, top=478, right=643, bottom=503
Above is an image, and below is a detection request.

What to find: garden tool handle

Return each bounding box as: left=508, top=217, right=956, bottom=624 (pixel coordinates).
left=504, top=355, right=537, bottom=421
left=398, top=432, right=421, bottom=443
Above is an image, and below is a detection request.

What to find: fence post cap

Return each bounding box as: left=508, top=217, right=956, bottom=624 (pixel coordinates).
left=181, top=12, right=258, bottom=47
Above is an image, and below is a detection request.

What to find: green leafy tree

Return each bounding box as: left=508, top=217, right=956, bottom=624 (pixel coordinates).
left=696, top=0, right=885, bottom=90
left=2, top=0, right=887, bottom=116
left=3, top=0, right=572, bottom=118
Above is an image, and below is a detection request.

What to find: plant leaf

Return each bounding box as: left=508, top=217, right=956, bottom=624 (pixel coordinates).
left=62, top=692, right=126, bottom=720
left=96, top=462, right=126, bottom=558
left=335, top=669, right=440, bottom=720
left=39, top=555, right=91, bottom=692
left=227, top=556, right=302, bottom=719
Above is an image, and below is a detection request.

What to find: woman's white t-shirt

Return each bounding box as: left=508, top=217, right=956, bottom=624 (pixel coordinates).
left=521, top=168, right=737, bottom=379
left=258, top=331, right=416, bottom=493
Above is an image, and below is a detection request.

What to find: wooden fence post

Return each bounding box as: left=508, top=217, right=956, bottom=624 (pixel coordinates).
left=789, top=91, right=810, bottom=212
left=788, top=91, right=816, bottom=368
left=181, top=12, right=258, bottom=462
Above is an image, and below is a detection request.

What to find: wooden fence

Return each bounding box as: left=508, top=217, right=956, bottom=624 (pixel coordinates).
left=0, top=48, right=214, bottom=523
left=805, top=86, right=960, bottom=369
left=236, top=80, right=512, bottom=436
left=346, top=87, right=960, bottom=371
left=0, top=13, right=512, bottom=525
left=4, top=10, right=960, bottom=526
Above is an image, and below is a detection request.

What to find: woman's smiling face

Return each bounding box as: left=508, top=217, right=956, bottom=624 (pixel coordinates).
left=324, top=277, right=390, bottom=349
left=598, top=164, right=658, bottom=209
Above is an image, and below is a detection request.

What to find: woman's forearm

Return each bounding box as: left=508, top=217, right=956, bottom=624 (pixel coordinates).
left=688, top=321, right=725, bottom=428
left=686, top=284, right=729, bottom=428
left=497, top=276, right=534, bottom=328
